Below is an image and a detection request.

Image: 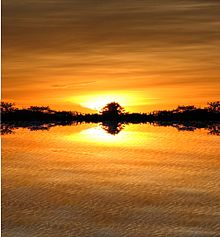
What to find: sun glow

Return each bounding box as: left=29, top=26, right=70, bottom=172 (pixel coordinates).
left=82, top=127, right=122, bottom=142
left=70, top=91, right=150, bottom=111
left=64, top=124, right=155, bottom=147
left=78, top=94, right=131, bottom=111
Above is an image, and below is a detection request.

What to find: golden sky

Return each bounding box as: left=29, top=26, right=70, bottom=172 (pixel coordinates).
left=2, top=0, right=220, bottom=112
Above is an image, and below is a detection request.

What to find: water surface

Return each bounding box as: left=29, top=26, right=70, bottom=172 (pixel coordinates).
left=2, top=123, right=220, bottom=237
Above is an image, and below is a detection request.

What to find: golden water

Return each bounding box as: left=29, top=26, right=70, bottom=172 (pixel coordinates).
left=2, top=124, right=220, bottom=237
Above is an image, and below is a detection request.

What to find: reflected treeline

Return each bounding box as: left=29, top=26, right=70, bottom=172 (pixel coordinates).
left=1, top=121, right=76, bottom=135
left=151, top=121, right=220, bottom=136
left=1, top=121, right=125, bottom=136
left=101, top=121, right=125, bottom=135
left=1, top=121, right=219, bottom=136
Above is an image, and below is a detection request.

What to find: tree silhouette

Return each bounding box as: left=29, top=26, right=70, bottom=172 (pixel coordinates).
left=175, top=105, right=196, bottom=113
left=28, top=106, right=52, bottom=113
left=100, top=102, right=125, bottom=117
left=1, top=102, right=16, bottom=113
left=207, top=101, right=220, bottom=112
left=101, top=121, right=124, bottom=135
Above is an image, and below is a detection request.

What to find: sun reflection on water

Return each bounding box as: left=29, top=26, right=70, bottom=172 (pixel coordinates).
left=65, top=124, right=155, bottom=146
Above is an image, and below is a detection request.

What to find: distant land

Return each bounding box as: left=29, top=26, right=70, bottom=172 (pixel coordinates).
left=1, top=101, right=220, bottom=123
left=1, top=101, right=220, bottom=136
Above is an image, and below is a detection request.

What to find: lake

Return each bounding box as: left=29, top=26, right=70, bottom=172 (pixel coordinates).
left=2, top=123, right=220, bottom=237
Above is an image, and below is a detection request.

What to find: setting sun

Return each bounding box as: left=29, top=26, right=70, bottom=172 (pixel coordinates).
left=79, top=94, right=129, bottom=111
left=69, top=91, right=152, bottom=112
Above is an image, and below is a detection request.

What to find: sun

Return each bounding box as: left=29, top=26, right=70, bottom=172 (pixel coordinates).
left=81, top=95, right=128, bottom=111
left=68, top=91, right=152, bottom=112
left=72, top=93, right=134, bottom=111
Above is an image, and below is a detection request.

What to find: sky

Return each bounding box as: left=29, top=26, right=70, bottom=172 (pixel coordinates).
left=2, top=0, right=220, bottom=112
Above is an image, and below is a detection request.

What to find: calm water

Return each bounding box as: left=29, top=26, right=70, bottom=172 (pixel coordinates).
left=2, top=123, right=220, bottom=237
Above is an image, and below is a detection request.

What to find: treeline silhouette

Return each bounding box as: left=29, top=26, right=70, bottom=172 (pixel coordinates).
left=1, top=120, right=219, bottom=136
left=151, top=121, right=220, bottom=136
left=1, top=121, right=75, bottom=135
left=1, top=101, right=219, bottom=136
left=1, top=101, right=220, bottom=123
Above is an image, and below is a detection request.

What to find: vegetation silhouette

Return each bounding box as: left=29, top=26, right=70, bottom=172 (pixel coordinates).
left=101, top=121, right=125, bottom=135
left=1, top=121, right=76, bottom=135
left=1, top=101, right=220, bottom=136
left=2, top=101, right=220, bottom=122
left=1, top=121, right=219, bottom=136
left=151, top=121, right=220, bottom=136
left=100, top=102, right=126, bottom=118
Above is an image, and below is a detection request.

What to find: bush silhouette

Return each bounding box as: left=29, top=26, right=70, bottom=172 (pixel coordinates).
left=1, top=102, right=16, bottom=113
left=100, top=102, right=125, bottom=117
left=207, top=101, right=220, bottom=112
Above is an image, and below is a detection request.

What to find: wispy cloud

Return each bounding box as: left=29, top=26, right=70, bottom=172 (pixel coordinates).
left=2, top=0, right=220, bottom=111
